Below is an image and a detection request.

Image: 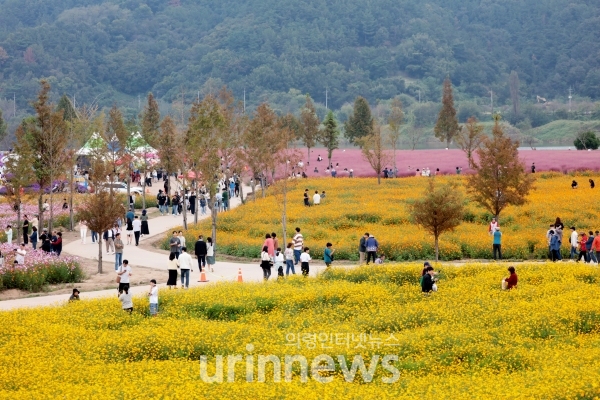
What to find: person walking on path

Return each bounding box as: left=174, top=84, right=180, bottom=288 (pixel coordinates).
left=22, top=216, right=29, bottom=245
left=206, top=237, right=215, bottom=273
left=51, top=232, right=63, bottom=256
left=29, top=227, right=38, bottom=250
left=157, top=190, right=167, bottom=215
left=178, top=231, right=186, bottom=252
left=148, top=279, right=158, bottom=317
left=119, top=288, right=133, bottom=313
left=260, top=246, right=273, bottom=281
left=104, top=228, right=115, bottom=254
left=178, top=247, right=193, bottom=289
left=493, top=227, right=502, bottom=260
left=550, top=230, right=561, bottom=262
left=263, top=233, right=275, bottom=258
left=365, top=234, right=378, bottom=265
left=284, top=242, right=296, bottom=275
left=570, top=227, right=578, bottom=260
left=359, top=233, right=368, bottom=264
left=132, top=216, right=142, bottom=246
left=114, top=233, right=124, bottom=271
left=272, top=232, right=279, bottom=254
left=324, top=242, right=335, bottom=267
left=587, top=231, right=597, bottom=263
left=167, top=252, right=179, bottom=289
left=194, top=235, right=207, bottom=272
left=274, top=248, right=285, bottom=277
left=141, top=210, right=150, bottom=236
left=117, top=259, right=132, bottom=293
left=300, top=247, right=311, bottom=276
left=578, top=232, right=588, bottom=262
left=189, top=192, right=197, bottom=215
left=79, top=220, right=88, bottom=244
left=169, top=231, right=180, bottom=259
left=293, top=228, right=304, bottom=265
left=503, top=266, right=518, bottom=290
left=199, top=196, right=207, bottom=215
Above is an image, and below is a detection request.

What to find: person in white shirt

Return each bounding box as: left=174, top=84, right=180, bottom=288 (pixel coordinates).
left=132, top=216, right=142, bottom=246
left=260, top=246, right=273, bottom=281
left=79, top=220, right=88, bottom=244
left=15, top=243, right=26, bottom=264
left=300, top=247, right=311, bottom=276
left=117, top=259, right=132, bottom=293
left=5, top=225, right=12, bottom=244
left=312, top=191, right=321, bottom=205
left=119, top=288, right=133, bottom=313
left=205, top=237, right=215, bottom=273
left=570, top=226, right=579, bottom=260
left=178, top=231, right=186, bottom=250
left=178, top=247, right=194, bottom=288
left=274, top=247, right=285, bottom=277
left=148, top=279, right=158, bottom=316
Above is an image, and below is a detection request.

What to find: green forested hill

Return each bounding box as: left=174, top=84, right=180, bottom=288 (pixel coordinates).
left=0, top=0, right=599, bottom=112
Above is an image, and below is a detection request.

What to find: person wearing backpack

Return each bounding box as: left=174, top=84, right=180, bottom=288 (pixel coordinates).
left=365, top=234, right=378, bottom=265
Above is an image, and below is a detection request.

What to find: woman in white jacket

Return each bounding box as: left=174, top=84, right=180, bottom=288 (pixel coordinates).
left=260, top=245, right=273, bottom=281
left=274, top=247, right=284, bottom=278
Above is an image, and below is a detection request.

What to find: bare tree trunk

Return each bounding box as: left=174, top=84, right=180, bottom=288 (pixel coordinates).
left=211, top=198, right=217, bottom=245
left=239, top=183, right=245, bottom=205
left=49, top=175, right=54, bottom=233
left=98, top=239, right=103, bottom=273
left=182, top=188, right=188, bottom=230
left=435, top=235, right=439, bottom=262
left=282, top=182, right=287, bottom=243
left=126, top=166, right=131, bottom=211
left=69, top=167, right=74, bottom=230
left=142, top=160, right=147, bottom=210
left=16, top=206, right=21, bottom=243
left=38, top=194, right=44, bottom=232
left=307, top=147, right=310, bottom=165
left=377, top=172, right=381, bottom=185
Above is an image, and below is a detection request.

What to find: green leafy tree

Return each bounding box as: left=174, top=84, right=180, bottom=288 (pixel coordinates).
left=57, top=94, right=77, bottom=121
left=298, top=95, right=320, bottom=164
left=434, top=77, right=460, bottom=148
left=345, top=96, right=373, bottom=146
left=156, top=116, right=181, bottom=196
left=467, top=116, right=535, bottom=217
left=574, top=131, right=600, bottom=150
left=410, top=180, right=464, bottom=261
left=320, top=110, right=339, bottom=168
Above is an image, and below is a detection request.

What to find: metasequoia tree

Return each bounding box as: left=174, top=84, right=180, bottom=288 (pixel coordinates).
left=357, top=123, right=392, bottom=184
left=20, top=81, right=69, bottom=232
left=76, top=154, right=125, bottom=273
left=344, top=96, right=373, bottom=146
left=410, top=180, right=464, bottom=261
left=104, top=105, right=128, bottom=201
left=155, top=116, right=181, bottom=196
left=387, top=98, right=404, bottom=174
left=467, top=116, right=535, bottom=217
left=242, top=103, right=281, bottom=198
left=298, top=95, right=320, bottom=164
left=320, top=110, right=340, bottom=168
left=139, top=93, right=161, bottom=209
left=509, top=71, right=520, bottom=116
left=455, top=117, right=484, bottom=167
left=185, top=94, right=224, bottom=237
left=434, top=77, right=460, bottom=148
left=4, top=129, right=36, bottom=242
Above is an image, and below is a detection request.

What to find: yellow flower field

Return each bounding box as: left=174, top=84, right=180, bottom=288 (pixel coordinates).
left=1, top=263, right=600, bottom=398
left=170, top=172, right=600, bottom=261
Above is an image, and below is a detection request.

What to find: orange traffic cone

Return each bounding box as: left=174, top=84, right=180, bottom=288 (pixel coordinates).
left=199, top=270, right=209, bottom=283
left=237, top=268, right=243, bottom=282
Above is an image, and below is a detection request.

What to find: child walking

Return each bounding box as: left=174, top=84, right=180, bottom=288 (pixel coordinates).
left=300, top=247, right=311, bottom=276
left=148, top=279, right=158, bottom=316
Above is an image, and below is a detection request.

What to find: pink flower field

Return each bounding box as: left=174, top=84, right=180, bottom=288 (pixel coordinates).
left=300, top=149, right=600, bottom=178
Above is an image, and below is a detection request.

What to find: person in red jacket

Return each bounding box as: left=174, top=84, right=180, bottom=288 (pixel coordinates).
left=504, top=266, right=518, bottom=289
left=578, top=232, right=588, bottom=263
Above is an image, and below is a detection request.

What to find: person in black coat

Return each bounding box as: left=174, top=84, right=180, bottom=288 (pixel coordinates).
left=194, top=235, right=208, bottom=272
left=421, top=266, right=437, bottom=293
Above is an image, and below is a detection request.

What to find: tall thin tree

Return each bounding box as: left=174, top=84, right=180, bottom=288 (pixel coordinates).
left=298, top=95, right=320, bottom=164
left=387, top=98, right=404, bottom=175
left=320, top=110, right=339, bottom=168
left=434, top=77, right=460, bottom=148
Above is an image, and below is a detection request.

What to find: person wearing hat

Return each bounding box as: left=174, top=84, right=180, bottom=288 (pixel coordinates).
left=570, top=227, right=578, bottom=260
left=69, top=288, right=80, bottom=301
left=493, top=227, right=502, bottom=260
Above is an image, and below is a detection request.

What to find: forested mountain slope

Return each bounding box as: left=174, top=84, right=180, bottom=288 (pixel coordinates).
left=0, top=0, right=598, bottom=110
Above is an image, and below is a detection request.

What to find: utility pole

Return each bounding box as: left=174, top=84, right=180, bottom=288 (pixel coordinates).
left=243, top=89, right=246, bottom=114
left=490, top=90, right=494, bottom=116
left=325, top=88, right=328, bottom=109
left=197, top=90, right=200, bottom=103
left=138, top=95, right=140, bottom=111
left=13, top=93, right=16, bottom=117
left=568, top=87, right=573, bottom=113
